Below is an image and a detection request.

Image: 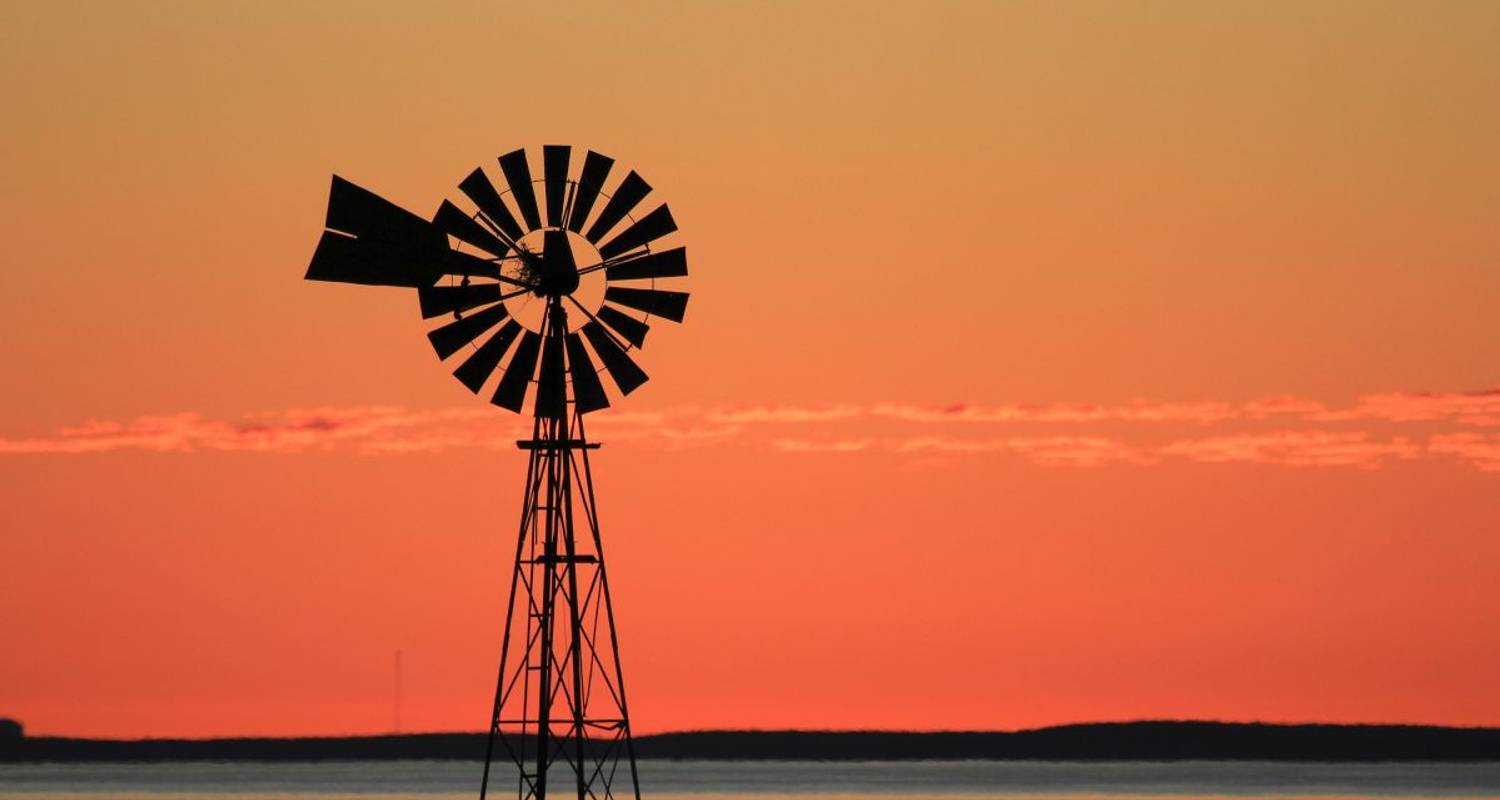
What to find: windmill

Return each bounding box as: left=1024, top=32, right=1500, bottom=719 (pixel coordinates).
left=304, top=146, right=688, bottom=800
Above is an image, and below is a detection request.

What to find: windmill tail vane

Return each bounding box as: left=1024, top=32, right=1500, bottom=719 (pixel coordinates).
left=304, top=145, right=690, bottom=800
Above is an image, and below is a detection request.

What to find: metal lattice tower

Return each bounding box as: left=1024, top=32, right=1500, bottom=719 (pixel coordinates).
left=480, top=301, right=640, bottom=800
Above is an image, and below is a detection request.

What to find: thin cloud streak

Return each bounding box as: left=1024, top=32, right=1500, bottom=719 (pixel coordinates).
left=1311, top=389, right=1500, bottom=425
left=894, top=435, right=1153, bottom=467
left=872, top=401, right=1238, bottom=425
left=0, top=407, right=485, bottom=455
left=1160, top=431, right=1422, bottom=469
left=770, top=435, right=1147, bottom=467
left=771, top=438, right=872, bottom=453
left=1427, top=433, right=1500, bottom=472
left=707, top=405, right=863, bottom=423
left=4, top=384, right=1500, bottom=471
left=876, top=386, right=1500, bottom=427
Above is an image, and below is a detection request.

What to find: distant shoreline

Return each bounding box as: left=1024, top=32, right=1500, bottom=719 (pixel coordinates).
left=3, top=721, right=1499, bottom=763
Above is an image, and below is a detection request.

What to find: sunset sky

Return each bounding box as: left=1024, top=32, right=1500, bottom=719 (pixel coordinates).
left=2, top=1, right=1498, bottom=739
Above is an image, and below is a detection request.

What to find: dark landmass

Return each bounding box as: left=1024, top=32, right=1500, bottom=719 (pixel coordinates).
left=3, top=721, right=1499, bottom=763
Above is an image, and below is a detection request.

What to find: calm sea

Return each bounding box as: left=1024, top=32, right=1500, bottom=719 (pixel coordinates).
left=1, top=760, right=1498, bottom=798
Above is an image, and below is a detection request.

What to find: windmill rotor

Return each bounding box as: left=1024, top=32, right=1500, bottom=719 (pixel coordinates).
left=305, top=145, right=689, bottom=416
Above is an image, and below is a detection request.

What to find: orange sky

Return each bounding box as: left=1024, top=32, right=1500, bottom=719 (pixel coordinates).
left=2, top=1, right=1498, bottom=738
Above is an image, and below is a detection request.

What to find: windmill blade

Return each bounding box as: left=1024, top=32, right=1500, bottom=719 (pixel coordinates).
left=434, top=200, right=513, bottom=258
left=598, top=205, right=677, bottom=260
left=604, top=247, right=688, bottom=281
left=454, top=319, right=522, bottom=393
left=584, top=171, right=651, bottom=244
left=306, top=231, right=443, bottom=288
left=603, top=286, right=689, bottom=322
left=427, top=302, right=509, bottom=359
left=534, top=330, right=568, bottom=419
left=596, top=305, right=649, bottom=348
left=418, top=283, right=503, bottom=319
left=492, top=330, right=542, bottom=412
left=325, top=175, right=440, bottom=247
left=498, top=149, right=543, bottom=232
left=566, top=333, right=610, bottom=413
left=567, top=150, right=614, bottom=234
left=458, top=168, right=524, bottom=241
left=582, top=321, right=648, bottom=395
left=543, top=145, right=570, bottom=229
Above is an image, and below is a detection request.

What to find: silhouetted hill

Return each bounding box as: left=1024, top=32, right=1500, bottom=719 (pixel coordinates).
left=2, top=721, right=1497, bottom=763
left=637, top=722, right=1500, bottom=761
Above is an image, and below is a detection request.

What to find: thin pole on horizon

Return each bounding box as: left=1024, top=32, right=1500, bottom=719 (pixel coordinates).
left=394, top=649, right=402, bottom=734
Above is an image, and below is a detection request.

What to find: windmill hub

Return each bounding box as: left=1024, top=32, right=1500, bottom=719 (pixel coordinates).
left=532, top=229, right=582, bottom=297
left=533, top=263, right=578, bottom=296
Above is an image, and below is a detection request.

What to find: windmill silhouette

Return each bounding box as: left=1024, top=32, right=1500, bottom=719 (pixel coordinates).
left=305, top=146, right=688, bottom=799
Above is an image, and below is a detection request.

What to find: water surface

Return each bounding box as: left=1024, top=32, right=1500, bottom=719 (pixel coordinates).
left=1, top=759, right=1497, bottom=798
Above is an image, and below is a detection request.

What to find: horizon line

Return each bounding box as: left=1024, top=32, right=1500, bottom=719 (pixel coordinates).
left=15, top=718, right=1500, bottom=742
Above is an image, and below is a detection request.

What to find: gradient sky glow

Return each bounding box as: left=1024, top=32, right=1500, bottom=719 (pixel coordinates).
left=2, top=1, right=1499, bottom=738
